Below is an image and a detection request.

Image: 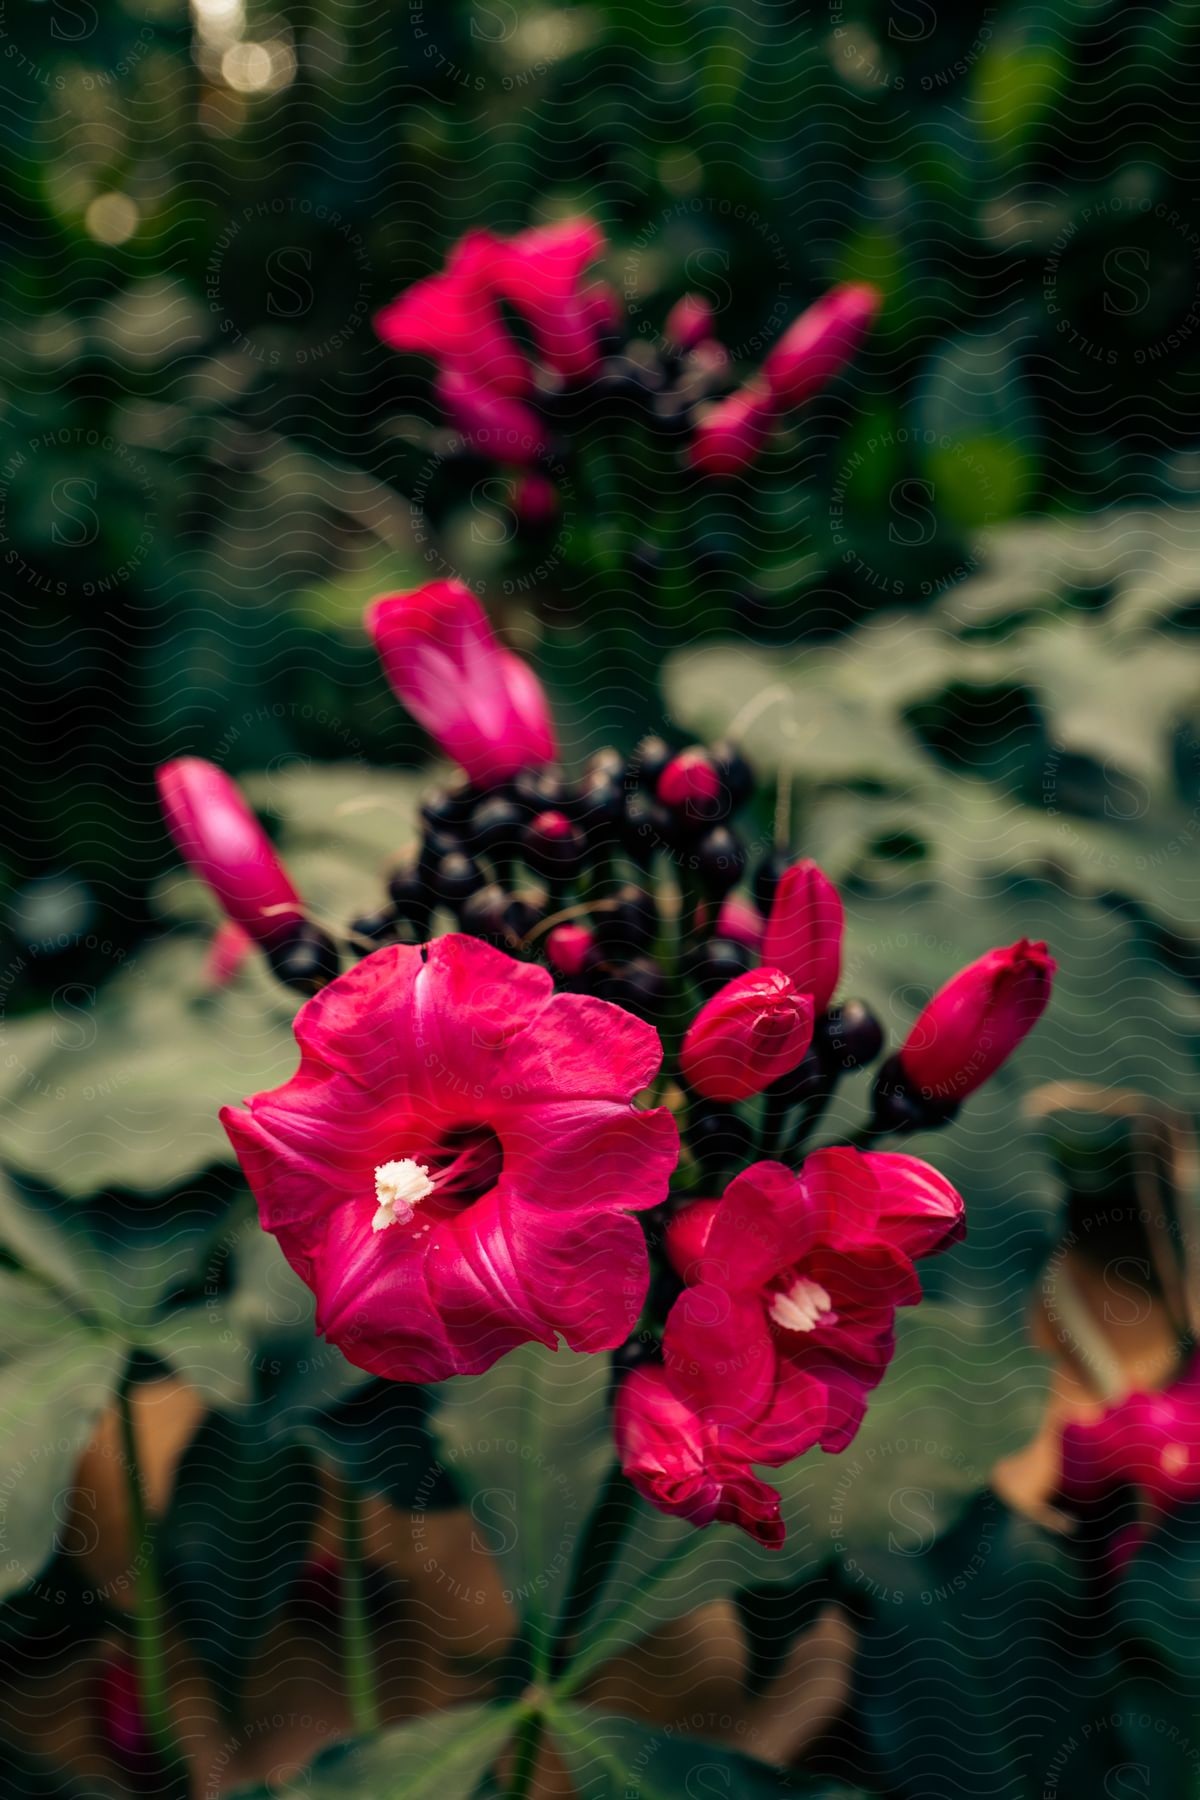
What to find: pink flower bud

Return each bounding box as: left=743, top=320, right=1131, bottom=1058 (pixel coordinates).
left=680, top=967, right=814, bottom=1103
left=490, top=217, right=609, bottom=381
left=761, top=860, right=844, bottom=1013
left=156, top=758, right=304, bottom=950
left=688, top=382, right=774, bottom=476
left=374, top=229, right=531, bottom=398
left=664, top=293, right=716, bottom=354
left=365, top=582, right=557, bottom=786
left=899, top=939, right=1056, bottom=1103
left=762, top=283, right=881, bottom=409
left=546, top=922, right=594, bottom=979
left=513, top=472, right=560, bottom=528
left=715, top=893, right=766, bottom=954
left=435, top=367, right=547, bottom=465
left=657, top=746, right=723, bottom=820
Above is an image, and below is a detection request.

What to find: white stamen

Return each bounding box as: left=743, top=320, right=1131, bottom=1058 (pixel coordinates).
left=769, top=1276, right=835, bottom=1333
left=373, top=1158, right=435, bottom=1232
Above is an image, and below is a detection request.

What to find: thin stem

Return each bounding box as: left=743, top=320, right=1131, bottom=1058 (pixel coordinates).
left=339, top=1475, right=380, bottom=1735
left=551, top=1461, right=638, bottom=1670
left=757, top=1087, right=792, bottom=1160
left=117, top=1376, right=186, bottom=1778
left=554, top=1529, right=709, bottom=1701
left=506, top=1709, right=545, bottom=1799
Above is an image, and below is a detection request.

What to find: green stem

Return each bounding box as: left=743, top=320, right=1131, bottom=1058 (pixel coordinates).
left=757, top=1087, right=792, bottom=1159
left=506, top=1709, right=545, bottom=1799
left=339, top=1474, right=380, bottom=1734
left=117, top=1375, right=186, bottom=1778
left=554, top=1530, right=709, bottom=1701
left=551, top=1461, right=638, bottom=1668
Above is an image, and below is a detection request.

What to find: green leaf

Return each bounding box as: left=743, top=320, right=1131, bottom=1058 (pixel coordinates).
left=228, top=1704, right=518, bottom=1799
left=1118, top=1503, right=1200, bottom=1681
left=548, top=1706, right=837, bottom=1797
left=0, top=935, right=298, bottom=1197
left=433, top=1343, right=613, bottom=1639
left=145, top=1303, right=253, bottom=1410
left=0, top=1297, right=126, bottom=1600
left=297, top=1380, right=449, bottom=1511
left=162, top=1409, right=322, bottom=1709
left=854, top=1499, right=1108, bottom=1800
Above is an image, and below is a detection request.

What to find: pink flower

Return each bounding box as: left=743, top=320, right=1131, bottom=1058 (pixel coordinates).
left=490, top=218, right=609, bottom=381
left=435, top=368, right=547, bottom=464
left=1060, top=1353, right=1200, bottom=1514
left=662, top=1150, right=964, bottom=1464
left=546, top=922, right=594, bottom=979
left=898, top=939, right=1056, bottom=1104
left=203, top=919, right=254, bottom=989
left=156, top=758, right=305, bottom=950
left=664, top=293, right=716, bottom=355
left=688, top=383, right=774, bottom=476
left=374, top=230, right=530, bottom=397
left=657, top=746, right=724, bottom=823
left=513, top=472, right=561, bottom=528
left=221, top=935, right=679, bottom=1383
left=761, top=861, right=844, bottom=1014
left=679, top=968, right=814, bottom=1103
left=715, top=893, right=766, bottom=954
left=613, top=1366, right=785, bottom=1549
left=365, top=581, right=557, bottom=785
left=762, top=284, right=882, bottom=410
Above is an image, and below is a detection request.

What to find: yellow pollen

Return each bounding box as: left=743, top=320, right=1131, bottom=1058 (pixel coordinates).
left=373, top=1159, right=434, bottom=1232
left=769, top=1276, right=835, bottom=1333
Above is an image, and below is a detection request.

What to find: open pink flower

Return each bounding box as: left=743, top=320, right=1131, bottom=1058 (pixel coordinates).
left=490, top=218, right=610, bottom=381
left=365, top=581, right=557, bottom=785
left=374, top=229, right=530, bottom=397
left=898, top=939, right=1056, bottom=1104
left=1060, top=1352, right=1200, bottom=1514
left=663, top=1150, right=964, bottom=1465
left=614, top=1366, right=785, bottom=1549
left=762, top=861, right=844, bottom=1014
left=156, top=758, right=305, bottom=950
left=221, top=935, right=678, bottom=1383
left=763, top=284, right=881, bottom=410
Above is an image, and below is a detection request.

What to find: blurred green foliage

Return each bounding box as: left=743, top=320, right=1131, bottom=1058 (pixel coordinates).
left=4, top=0, right=1200, bottom=981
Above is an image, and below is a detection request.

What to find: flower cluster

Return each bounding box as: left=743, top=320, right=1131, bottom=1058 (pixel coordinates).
left=161, top=582, right=1057, bottom=1549
left=374, top=215, right=881, bottom=510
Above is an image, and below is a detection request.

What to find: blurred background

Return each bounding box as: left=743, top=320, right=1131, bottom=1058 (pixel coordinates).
left=4, top=6, right=1200, bottom=1794
left=6, top=0, right=1200, bottom=978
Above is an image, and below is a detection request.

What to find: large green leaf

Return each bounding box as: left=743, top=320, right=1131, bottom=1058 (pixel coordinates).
left=853, top=1499, right=1121, bottom=1800
left=228, top=1704, right=518, bottom=1800
left=433, top=1343, right=613, bottom=1641
left=548, top=1705, right=830, bottom=1797
left=161, top=1409, right=323, bottom=1710
left=1117, top=1503, right=1200, bottom=1683
left=0, top=1289, right=127, bottom=1601
left=0, top=935, right=297, bottom=1197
